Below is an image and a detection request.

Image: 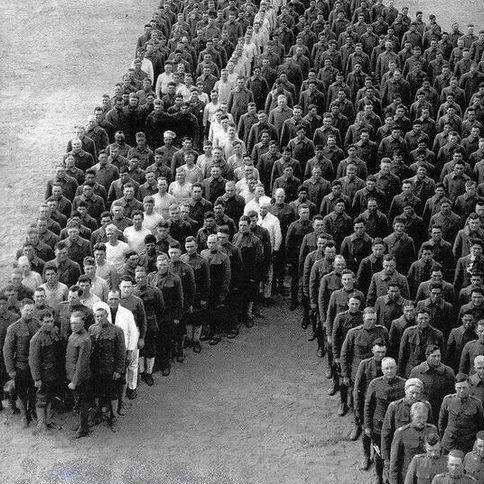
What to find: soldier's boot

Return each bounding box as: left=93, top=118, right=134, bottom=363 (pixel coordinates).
left=338, top=385, right=348, bottom=416
left=359, top=432, right=372, bottom=470
left=374, top=454, right=384, bottom=484
left=32, top=406, right=48, bottom=435
left=350, top=416, right=362, bottom=441
left=117, top=385, right=126, bottom=416
left=9, top=390, right=20, bottom=414
left=75, top=403, right=89, bottom=438
left=45, top=402, right=56, bottom=429
left=325, top=345, right=334, bottom=379
left=19, top=399, right=31, bottom=429
left=108, top=400, right=117, bottom=432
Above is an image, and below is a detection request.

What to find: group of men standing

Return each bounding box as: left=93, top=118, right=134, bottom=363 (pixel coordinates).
left=1, top=0, right=484, bottom=481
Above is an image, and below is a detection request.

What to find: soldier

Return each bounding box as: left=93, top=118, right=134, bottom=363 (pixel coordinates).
left=147, top=253, right=183, bottom=376
left=446, top=311, right=477, bottom=373
left=0, top=293, right=17, bottom=412
left=409, top=345, right=455, bottom=420
left=181, top=236, right=210, bottom=352
left=431, top=450, right=477, bottom=483
left=404, top=433, right=447, bottom=484
left=389, top=402, right=438, bottom=484
left=201, top=234, right=231, bottom=345
left=388, top=302, right=416, bottom=359
left=364, top=357, right=406, bottom=484
left=439, top=373, right=484, bottom=454
left=90, top=301, right=126, bottom=430
left=469, top=356, right=484, bottom=406
left=28, top=309, right=61, bottom=434
left=382, top=379, right=433, bottom=476
left=332, top=295, right=364, bottom=414
left=65, top=311, right=92, bottom=438
left=460, top=320, right=484, bottom=375
left=168, top=242, right=195, bottom=361
left=133, top=265, right=165, bottom=386
left=232, top=216, right=263, bottom=326
left=3, top=299, right=39, bottom=428
left=398, top=309, right=444, bottom=378
left=353, top=338, right=387, bottom=470
left=464, top=431, right=484, bottom=482
left=341, top=307, right=389, bottom=413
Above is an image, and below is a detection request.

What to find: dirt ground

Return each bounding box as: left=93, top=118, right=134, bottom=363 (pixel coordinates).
left=1, top=1, right=484, bottom=483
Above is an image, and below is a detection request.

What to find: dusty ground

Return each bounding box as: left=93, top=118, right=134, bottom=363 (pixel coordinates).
left=0, top=1, right=484, bottom=484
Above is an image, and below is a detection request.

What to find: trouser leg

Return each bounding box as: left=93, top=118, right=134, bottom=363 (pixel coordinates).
left=126, top=349, right=139, bottom=390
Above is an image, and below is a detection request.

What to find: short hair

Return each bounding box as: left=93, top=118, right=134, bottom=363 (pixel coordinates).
left=455, top=373, right=469, bottom=383
left=425, top=344, right=440, bottom=356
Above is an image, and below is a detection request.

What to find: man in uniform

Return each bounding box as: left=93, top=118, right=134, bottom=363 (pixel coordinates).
left=0, top=293, right=18, bottom=412
left=133, top=265, right=164, bottom=385
left=201, top=234, right=231, bottom=345
left=404, top=433, right=447, bottom=484
left=389, top=402, right=438, bottom=484
left=439, top=373, right=484, bottom=453
left=3, top=299, right=39, bottom=428
left=181, top=236, right=210, bottom=352
left=353, top=338, right=387, bottom=469
left=90, top=301, right=126, bottom=430
left=364, top=357, right=406, bottom=484
left=28, top=309, right=61, bottom=434
left=464, top=431, right=484, bottom=482
left=147, top=253, right=183, bottom=376
left=432, top=450, right=477, bottom=483
left=65, top=311, right=92, bottom=438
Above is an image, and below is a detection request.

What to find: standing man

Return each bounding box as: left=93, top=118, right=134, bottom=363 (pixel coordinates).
left=90, top=301, right=126, bottom=430
left=28, top=309, right=61, bottom=434
left=65, top=311, right=92, bottom=438
left=3, top=299, right=39, bottom=428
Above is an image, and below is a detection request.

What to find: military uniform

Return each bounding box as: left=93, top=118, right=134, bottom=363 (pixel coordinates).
left=404, top=453, right=447, bottom=484
left=65, top=328, right=92, bottom=436
left=398, top=325, right=444, bottom=377
left=147, top=271, right=183, bottom=371
left=28, top=325, right=62, bottom=408
left=0, top=309, right=17, bottom=406
left=382, top=398, right=434, bottom=466
left=439, top=394, right=484, bottom=453
left=390, top=423, right=438, bottom=484
left=3, top=317, right=40, bottom=424
left=89, top=320, right=126, bottom=422
left=464, top=450, right=484, bottom=482
left=431, top=473, right=476, bottom=483
left=200, top=248, right=231, bottom=337
left=364, top=375, right=407, bottom=482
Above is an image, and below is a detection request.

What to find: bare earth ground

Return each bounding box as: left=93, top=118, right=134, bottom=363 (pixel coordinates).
left=0, top=1, right=484, bottom=483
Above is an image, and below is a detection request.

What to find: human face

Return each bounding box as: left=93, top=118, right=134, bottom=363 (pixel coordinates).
left=427, top=349, right=441, bottom=367
left=382, top=359, right=397, bottom=379
left=119, top=280, right=133, bottom=298
left=33, top=290, right=46, bottom=307
left=372, top=344, right=386, bottom=361
left=363, top=311, right=377, bottom=327
left=476, top=438, right=484, bottom=458
left=383, top=259, right=396, bottom=274
left=185, top=240, right=197, bottom=255
left=411, top=408, right=428, bottom=428
left=455, top=380, right=470, bottom=399
left=107, top=291, right=120, bottom=308
left=70, top=315, right=85, bottom=333
left=425, top=442, right=441, bottom=459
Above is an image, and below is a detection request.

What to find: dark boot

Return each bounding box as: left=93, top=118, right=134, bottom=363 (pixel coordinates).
left=19, top=400, right=31, bottom=429
left=359, top=433, right=372, bottom=470
left=75, top=403, right=89, bottom=438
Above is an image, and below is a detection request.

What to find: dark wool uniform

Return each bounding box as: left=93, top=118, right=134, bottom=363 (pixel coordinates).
left=0, top=309, right=17, bottom=402
left=3, top=317, right=40, bottom=420
left=65, top=329, right=92, bottom=435
left=341, top=324, right=389, bottom=382
left=398, top=325, right=445, bottom=377
left=409, top=363, right=455, bottom=421
left=365, top=375, right=406, bottom=482
left=389, top=423, right=438, bottom=484
left=404, top=453, right=447, bottom=484
left=134, top=284, right=165, bottom=358
left=169, top=260, right=195, bottom=356
left=382, top=398, right=434, bottom=465
left=430, top=473, right=476, bottom=483
left=354, top=356, right=383, bottom=462
left=147, top=271, right=183, bottom=370
left=464, top=450, right=484, bottom=483
left=28, top=325, right=62, bottom=407
left=89, top=321, right=126, bottom=401
left=200, top=248, right=231, bottom=335
left=180, top=252, right=210, bottom=329
left=232, top=231, right=263, bottom=319
left=438, top=394, right=484, bottom=453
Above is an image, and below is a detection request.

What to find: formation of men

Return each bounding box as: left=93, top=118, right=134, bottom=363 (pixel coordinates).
left=1, top=0, right=484, bottom=480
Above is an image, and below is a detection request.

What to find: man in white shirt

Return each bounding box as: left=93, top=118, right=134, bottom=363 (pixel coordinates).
left=244, top=183, right=271, bottom=215
left=83, top=257, right=109, bottom=301
left=123, top=211, right=151, bottom=252
left=142, top=196, right=163, bottom=233
left=39, top=264, right=68, bottom=311
left=105, top=224, right=130, bottom=273
left=203, top=90, right=221, bottom=137
left=214, top=69, right=234, bottom=105
left=258, top=201, right=282, bottom=299
left=78, top=275, right=101, bottom=309
left=155, top=62, right=174, bottom=98
left=152, top=177, right=176, bottom=219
